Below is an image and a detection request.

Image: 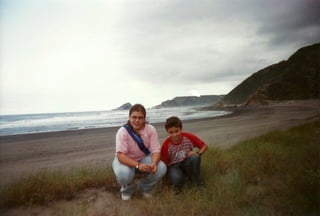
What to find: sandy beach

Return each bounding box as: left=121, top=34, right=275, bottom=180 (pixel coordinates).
left=1, top=99, right=320, bottom=215
left=1, top=100, right=319, bottom=187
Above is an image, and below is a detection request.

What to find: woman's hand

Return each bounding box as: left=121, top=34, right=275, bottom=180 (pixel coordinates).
left=138, top=162, right=157, bottom=173
left=149, top=162, right=158, bottom=173
left=138, top=163, right=152, bottom=173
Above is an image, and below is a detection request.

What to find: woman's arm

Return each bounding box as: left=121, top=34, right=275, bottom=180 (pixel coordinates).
left=117, top=152, right=139, bottom=168
left=150, top=152, right=161, bottom=173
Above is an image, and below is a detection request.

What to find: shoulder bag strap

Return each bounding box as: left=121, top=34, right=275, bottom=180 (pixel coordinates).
left=123, top=124, right=150, bottom=155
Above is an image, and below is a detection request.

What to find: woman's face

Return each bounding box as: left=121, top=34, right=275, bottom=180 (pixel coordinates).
left=129, top=111, right=145, bottom=131
left=167, top=126, right=182, bottom=144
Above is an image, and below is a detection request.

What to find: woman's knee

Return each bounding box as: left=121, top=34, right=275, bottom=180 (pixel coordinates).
left=113, top=160, right=135, bottom=183
left=157, top=161, right=167, bottom=177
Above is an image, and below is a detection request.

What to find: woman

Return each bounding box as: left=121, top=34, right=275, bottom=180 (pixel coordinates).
left=112, top=104, right=167, bottom=200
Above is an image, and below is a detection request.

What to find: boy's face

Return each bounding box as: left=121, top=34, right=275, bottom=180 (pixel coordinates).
left=167, top=126, right=182, bottom=144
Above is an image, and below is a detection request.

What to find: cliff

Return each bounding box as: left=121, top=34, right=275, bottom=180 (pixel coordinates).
left=154, top=95, right=224, bottom=108
left=218, top=42, right=320, bottom=106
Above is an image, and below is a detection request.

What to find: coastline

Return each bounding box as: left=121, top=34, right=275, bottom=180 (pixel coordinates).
left=0, top=99, right=319, bottom=186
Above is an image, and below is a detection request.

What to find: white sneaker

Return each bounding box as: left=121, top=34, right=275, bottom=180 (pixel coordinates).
left=121, top=193, right=132, bottom=201
left=142, top=192, right=153, bottom=199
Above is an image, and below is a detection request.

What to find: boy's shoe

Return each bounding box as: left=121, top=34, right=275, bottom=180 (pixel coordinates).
left=121, top=193, right=132, bottom=201
left=142, top=192, right=153, bottom=199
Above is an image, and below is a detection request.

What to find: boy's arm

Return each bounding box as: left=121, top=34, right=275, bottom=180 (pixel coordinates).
left=184, top=132, right=207, bottom=155
left=160, top=140, right=169, bottom=165
left=198, top=144, right=208, bottom=156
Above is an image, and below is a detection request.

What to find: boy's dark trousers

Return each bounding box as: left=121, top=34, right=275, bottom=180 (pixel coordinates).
left=167, top=154, right=201, bottom=187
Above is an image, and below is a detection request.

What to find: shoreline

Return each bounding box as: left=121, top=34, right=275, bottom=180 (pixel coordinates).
left=0, top=99, right=319, bottom=186
left=0, top=106, right=229, bottom=137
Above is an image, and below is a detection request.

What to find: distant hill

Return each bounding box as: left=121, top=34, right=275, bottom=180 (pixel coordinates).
left=154, top=95, right=224, bottom=108
left=113, top=103, right=132, bottom=111
left=218, top=43, right=320, bottom=106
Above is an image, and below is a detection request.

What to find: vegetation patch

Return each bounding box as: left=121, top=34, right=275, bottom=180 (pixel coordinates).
left=0, top=166, right=116, bottom=208
left=1, top=120, right=319, bottom=215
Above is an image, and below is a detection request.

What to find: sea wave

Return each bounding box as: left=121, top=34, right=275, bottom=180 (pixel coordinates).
left=0, top=106, right=229, bottom=136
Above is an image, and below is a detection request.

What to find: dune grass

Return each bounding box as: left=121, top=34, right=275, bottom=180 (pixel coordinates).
left=1, top=120, right=319, bottom=215
left=129, top=119, right=319, bottom=216
left=0, top=166, right=116, bottom=208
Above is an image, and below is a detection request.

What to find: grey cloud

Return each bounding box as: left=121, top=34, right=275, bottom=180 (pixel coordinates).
left=113, top=0, right=320, bottom=85
left=254, top=0, right=320, bottom=46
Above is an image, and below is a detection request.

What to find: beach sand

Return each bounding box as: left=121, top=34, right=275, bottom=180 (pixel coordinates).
left=1, top=100, right=319, bottom=186
left=0, top=100, right=319, bottom=215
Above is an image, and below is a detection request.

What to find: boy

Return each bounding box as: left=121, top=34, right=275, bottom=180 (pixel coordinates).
left=161, top=116, right=207, bottom=188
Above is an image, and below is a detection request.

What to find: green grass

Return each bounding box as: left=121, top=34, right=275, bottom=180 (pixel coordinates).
left=1, top=120, right=319, bottom=215
left=0, top=166, right=116, bottom=208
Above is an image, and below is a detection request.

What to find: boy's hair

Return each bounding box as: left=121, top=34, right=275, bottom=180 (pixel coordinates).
left=165, top=116, right=183, bottom=130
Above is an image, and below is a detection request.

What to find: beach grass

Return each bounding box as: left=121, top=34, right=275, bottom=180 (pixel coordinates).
left=0, top=166, right=116, bottom=208
left=1, top=120, right=319, bottom=215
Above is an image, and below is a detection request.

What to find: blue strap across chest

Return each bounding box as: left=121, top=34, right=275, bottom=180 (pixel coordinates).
left=123, top=124, right=150, bottom=155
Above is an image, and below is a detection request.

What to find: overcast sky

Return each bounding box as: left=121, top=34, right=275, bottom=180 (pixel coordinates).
left=1, top=0, right=319, bottom=114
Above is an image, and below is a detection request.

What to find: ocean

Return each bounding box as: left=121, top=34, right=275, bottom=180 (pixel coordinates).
left=0, top=106, right=229, bottom=136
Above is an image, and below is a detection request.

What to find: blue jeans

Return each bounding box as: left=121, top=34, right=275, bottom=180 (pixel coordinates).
left=112, top=155, right=167, bottom=196
left=167, top=154, right=201, bottom=187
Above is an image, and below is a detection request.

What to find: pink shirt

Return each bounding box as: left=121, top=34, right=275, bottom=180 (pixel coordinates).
left=115, top=124, right=161, bottom=161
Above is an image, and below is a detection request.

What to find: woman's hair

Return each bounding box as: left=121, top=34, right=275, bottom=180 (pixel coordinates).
left=129, top=104, right=146, bottom=117
left=165, top=116, right=182, bottom=130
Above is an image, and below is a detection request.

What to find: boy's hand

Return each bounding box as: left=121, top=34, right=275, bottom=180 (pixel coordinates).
left=188, top=151, right=199, bottom=157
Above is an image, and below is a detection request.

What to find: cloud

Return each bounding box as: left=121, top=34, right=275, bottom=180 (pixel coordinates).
left=107, top=0, right=320, bottom=85
left=0, top=0, right=319, bottom=114
left=254, top=0, right=320, bottom=47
